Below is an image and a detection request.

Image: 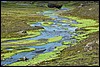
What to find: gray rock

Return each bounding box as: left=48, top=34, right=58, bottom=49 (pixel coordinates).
left=18, top=57, right=28, bottom=61
left=34, top=26, right=44, bottom=29
left=75, top=28, right=84, bottom=31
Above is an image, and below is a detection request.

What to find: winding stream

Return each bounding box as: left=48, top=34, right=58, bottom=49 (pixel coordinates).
left=1, top=8, right=78, bottom=66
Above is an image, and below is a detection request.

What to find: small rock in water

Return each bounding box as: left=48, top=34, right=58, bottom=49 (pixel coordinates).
left=18, top=57, right=28, bottom=61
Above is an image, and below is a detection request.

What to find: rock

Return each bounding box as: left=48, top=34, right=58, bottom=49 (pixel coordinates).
left=34, top=26, right=44, bottom=29
left=17, top=30, right=27, bottom=34
left=89, top=8, right=92, bottom=10
left=78, top=3, right=84, bottom=8
left=96, top=39, right=99, bottom=44
left=48, top=3, right=62, bottom=9
left=77, top=51, right=80, bottom=53
left=84, top=41, right=95, bottom=51
left=35, top=49, right=46, bottom=53
left=18, top=57, right=28, bottom=61
left=75, top=28, right=84, bottom=31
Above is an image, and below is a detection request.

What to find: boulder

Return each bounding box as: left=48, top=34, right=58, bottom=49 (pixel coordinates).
left=48, top=3, right=62, bottom=9
left=17, top=30, right=27, bottom=34
left=35, top=49, right=46, bottom=53
left=84, top=41, right=95, bottom=51
left=34, top=26, right=44, bottom=29
left=75, top=28, right=84, bottom=31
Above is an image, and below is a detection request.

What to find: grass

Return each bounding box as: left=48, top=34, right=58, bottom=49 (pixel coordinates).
left=41, top=22, right=53, bottom=26
left=62, top=1, right=78, bottom=9
left=62, top=41, right=72, bottom=45
left=2, top=36, right=62, bottom=46
left=1, top=30, right=41, bottom=42
left=60, top=2, right=99, bottom=20
left=1, top=2, right=54, bottom=38
left=48, top=36, right=62, bottom=42
left=60, top=19, right=72, bottom=23
left=8, top=45, right=67, bottom=66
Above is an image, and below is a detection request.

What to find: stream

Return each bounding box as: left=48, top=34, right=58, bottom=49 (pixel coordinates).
left=1, top=8, right=78, bottom=66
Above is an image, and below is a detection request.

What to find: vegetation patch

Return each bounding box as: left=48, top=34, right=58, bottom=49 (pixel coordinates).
left=48, top=36, right=62, bottom=42
left=1, top=30, right=41, bottom=42
left=62, top=41, right=72, bottom=45
left=8, top=45, right=67, bottom=66
left=41, top=22, right=53, bottom=26
left=61, top=16, right=99, bottom=45
left=60, top=19, right=72, bottom=23
left=3, top=36, right=62, bottom=46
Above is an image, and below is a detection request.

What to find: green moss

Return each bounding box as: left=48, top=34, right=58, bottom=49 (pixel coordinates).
left=41, top=22, right=53, bottom=26
left=61, top=20, right=72, bottom=23
left=1, top=30, right=41, bottom=42
left=62, top=41, right=72, bottom=45
left=8, top=45, right=67, bottom=66
left=64, top=28, right=68, bottom=30
left=3, top=36, right=62, bottom=46
left=64, top=16, right=98, bottom=28
left=71, top=34, right=88, bottom=42
left=48, top=36, right=62, bottom=42
left=62, top=16, right=99, bottom=43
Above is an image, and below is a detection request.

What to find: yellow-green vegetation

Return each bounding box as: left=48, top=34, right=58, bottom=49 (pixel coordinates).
left=8, top=45, right=67, bottom=66
left=1, top=30, right=41, bottom=42
left=61, top=20, right=72, bottom=23
left=62, top=16, right=99, bottom=44
left=72, top=34, right=88, bottom=42
left=1, top=47, right=35, bottom=60
left=67, top=17, right=98, bottom=28
left=41, top=22, right=53, bottom=26
left=48, top=36, right=62, bottom=42
left=64, top=28, right=68, bottom=30
left=2, top=39, right=47, bottom=46
left=3, top=36, right=62, bottom=46
left=37, top=32, right=99, bottom=66
left=62, top=41, right=72, bottom=45
left=66, top=16, right=99, bottom=33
